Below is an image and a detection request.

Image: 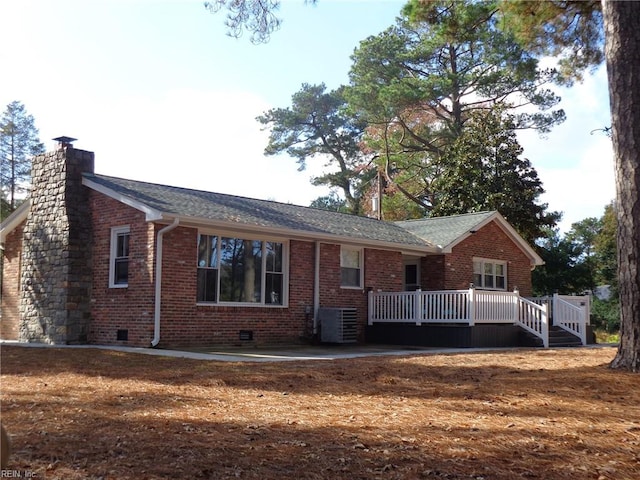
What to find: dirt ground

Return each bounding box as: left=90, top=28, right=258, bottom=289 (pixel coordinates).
left=1, top=345, right=639, bottom=480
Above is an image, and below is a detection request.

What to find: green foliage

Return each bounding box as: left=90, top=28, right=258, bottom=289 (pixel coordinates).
left=498, top=0, right=604, bottom=85
left=204, top=0, right=280, bottom=44
left=257, top=84, right=370, bottom=214
left=593, top=202, right=617, bottom=288
left=309, top=192, right=349, bottom=213
left=345, top=0, right=564, bottom=222
left=430, top=109, right=560, bottom=243
left=533, top=203, right=618, bottom=298
left=532, top=228, right=591, bottom=296
left=0, top=101, right=44, bottom=213
left=591, top=297, right=620, bottom=334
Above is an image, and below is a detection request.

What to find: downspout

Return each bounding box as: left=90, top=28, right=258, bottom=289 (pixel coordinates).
left=151, top=218, right=180, bottom=347
left=312, top=241, right=321, bottom=336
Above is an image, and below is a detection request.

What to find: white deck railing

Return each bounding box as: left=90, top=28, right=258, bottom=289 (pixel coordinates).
left=553, top=295, right=588, bottom=345
left=368, top=288, right=550, bottom=346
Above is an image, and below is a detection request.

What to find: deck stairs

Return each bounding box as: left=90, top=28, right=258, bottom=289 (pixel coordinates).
left=522, top=325, right=583, bottom=348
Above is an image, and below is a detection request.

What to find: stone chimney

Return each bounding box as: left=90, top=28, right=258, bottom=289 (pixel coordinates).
left=19, top=139, right=94, bottom=344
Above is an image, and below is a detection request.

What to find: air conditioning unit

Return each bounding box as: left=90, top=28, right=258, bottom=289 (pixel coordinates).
left=319, top=308, right=358, bottom=344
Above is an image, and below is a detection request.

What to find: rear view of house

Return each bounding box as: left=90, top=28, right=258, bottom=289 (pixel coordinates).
left=1, top=142, right=588, bottom=349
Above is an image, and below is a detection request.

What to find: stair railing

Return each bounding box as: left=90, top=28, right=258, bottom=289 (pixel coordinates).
left=515, top=296, right=549, bottom=348
left=553, top=294, right=588, bottom=345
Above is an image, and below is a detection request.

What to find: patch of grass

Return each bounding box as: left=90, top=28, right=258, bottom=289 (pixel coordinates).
left=595, top=329, right=620, bottom=344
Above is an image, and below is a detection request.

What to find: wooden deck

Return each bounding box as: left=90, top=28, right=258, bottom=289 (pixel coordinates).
left=367, top=289, right=589, bottom=348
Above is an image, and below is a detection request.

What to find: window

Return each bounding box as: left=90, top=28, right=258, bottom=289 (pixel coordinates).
left=473, top=258, right=506, bottom=290
left=341, top=246, right=362, bottom=288
left=197, top=234, right=286, bottom=305
left=110, top=226, right=130, bottom=288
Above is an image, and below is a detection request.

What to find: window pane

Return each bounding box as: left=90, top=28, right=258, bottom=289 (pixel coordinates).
left=484, top=263, right=494, bottom=275
left=198, top=235, right=218, bottom=268
left=220, top=238, right=262, bottom=302
left=496, top=275, right=506, bottom=289
left=341, top=267, right=360, bottom=287
left=197, top=268, right=218, bottom=302
left=266, top=242, right=283, bottom=272
left=265, top=272, right=283, bottom=305
left=473, top=273, right=482, bottom=287
left=341, top=248, right=360, bottom=268
left=484, top=274, right=494, bottom=288
left=473, top=261, right=482, bottom=275
left=114, top=258, right=128, bottom=284
left=117, top=233, right=129, bottom=257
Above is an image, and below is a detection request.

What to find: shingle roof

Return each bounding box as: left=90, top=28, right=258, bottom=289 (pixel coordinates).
left=83, top=173, right=432, bottom=250
left=394, top=211, right=497, bottom=248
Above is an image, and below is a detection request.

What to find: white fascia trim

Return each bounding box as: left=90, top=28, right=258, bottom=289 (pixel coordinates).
left=0, top=200, right=30, bottom=243
left=82, top=177, right=164, bottom=221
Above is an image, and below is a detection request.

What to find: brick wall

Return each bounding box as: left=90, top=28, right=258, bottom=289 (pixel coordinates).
left=88, top=192, right=156, bottom=346
left=420, top=220, right=533, bottom=296
left=0, top=222, right=24, bottom=340
left=85, top=194, right=408, bottom=348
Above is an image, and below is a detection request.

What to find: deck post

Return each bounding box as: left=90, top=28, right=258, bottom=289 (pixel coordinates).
left=542, top=303, right=549, bottom=348
left=367, top=290, right=373, bottom=326
left=414, top=289, right=422, bottom=326
left=513, top=287, right=520, bottom=324
left=468, top=286, right=476, bottom=326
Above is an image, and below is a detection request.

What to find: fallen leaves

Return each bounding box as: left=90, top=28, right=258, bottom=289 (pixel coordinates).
left=1, top=346, right=639, bottom=479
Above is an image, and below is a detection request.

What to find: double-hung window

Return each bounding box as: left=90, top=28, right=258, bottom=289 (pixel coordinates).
left=340, top=246, right=363, bottom=288
left=110, top=226, right=130, bottom=288
left=473, top=258, right=506, bottom=290
left=197, top=234, right=286, bottom=305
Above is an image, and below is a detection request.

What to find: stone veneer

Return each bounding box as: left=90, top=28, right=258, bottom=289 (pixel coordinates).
left=19, top=146, right=94, bottom=344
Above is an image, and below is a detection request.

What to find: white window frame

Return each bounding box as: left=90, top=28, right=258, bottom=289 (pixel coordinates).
left=109, top=226, right=130, bottom=288
left=196, top=231, right=289, bottom=307
left=473, top=257, right=507, bottom=291
left=340, top=245, right=364, bottom=289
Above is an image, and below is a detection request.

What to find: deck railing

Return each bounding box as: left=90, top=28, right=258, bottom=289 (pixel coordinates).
left=553, top=295, right=588, bottom=345
left=368, top=288, right=550, bottom=346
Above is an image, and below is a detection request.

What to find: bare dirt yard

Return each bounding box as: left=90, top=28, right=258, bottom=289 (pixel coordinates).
left=1, top=345, right=639, bottom=480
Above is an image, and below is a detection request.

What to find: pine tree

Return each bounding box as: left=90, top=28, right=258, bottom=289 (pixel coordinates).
left=0, top=101, right=45, bottom=218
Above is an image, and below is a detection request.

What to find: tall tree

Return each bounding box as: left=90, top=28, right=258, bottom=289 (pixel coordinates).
left=603, top=1, right=640, bottom=371
left=565, top=216, right=602, bottom=292
left=532, top=228, right=592, bottom=296
left=346, top=0, right=564, bottom=215
left=0, top=101, right=45, bottom=216
left=593, top=201, right=617, bottom=289
left=257, top=84, right=371, bottom=214
left=498, top=0, right=639, bottom=372
left=430, top=108, right=560, bottom=243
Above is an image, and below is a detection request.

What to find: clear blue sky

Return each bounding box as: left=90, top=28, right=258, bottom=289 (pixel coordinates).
left=1, top=0, right=614, bottom=232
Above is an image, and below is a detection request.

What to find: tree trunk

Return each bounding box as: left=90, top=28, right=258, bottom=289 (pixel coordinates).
left=603, top=0, right=640, bottom=372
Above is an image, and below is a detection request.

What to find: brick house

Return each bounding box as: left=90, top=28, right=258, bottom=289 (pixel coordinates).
left=1, top=143, right=546, bottom=349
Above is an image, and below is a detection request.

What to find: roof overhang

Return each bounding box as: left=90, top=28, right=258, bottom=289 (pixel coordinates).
left=155, top=214, right=438, bottom=256
left=83, top=178, right=437, bottom=257
left=82, top=176, right=164, bottom=221
left=0, top=200, right=30, bottom=244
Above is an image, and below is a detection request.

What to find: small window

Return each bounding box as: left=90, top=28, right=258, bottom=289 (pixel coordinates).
left=473, top=258, right=507, bottom=290
left=340, top=246, right=362, bottom=288
left=110, top=226, right=130, bottom=288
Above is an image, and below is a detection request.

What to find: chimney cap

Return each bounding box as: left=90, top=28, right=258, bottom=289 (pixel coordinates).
left=53, top=136, right=77, bottom=145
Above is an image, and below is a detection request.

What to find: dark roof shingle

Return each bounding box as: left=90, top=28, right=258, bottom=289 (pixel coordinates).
left=84, top=173, right=431, bottom=249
